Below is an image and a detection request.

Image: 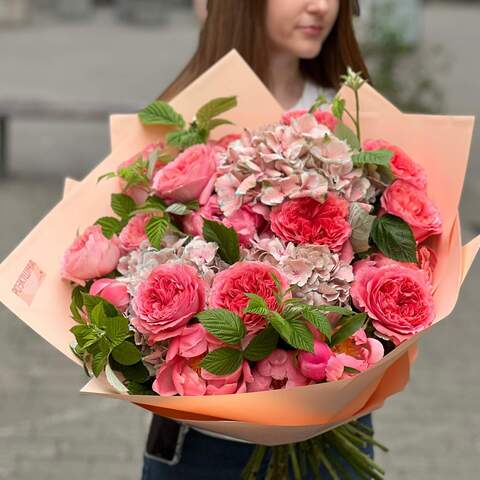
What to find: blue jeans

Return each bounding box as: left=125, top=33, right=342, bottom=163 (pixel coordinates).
left=141, top=414, right=374, bottom=479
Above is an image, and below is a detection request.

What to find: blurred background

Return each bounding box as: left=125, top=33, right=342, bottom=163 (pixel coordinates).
left=0, top=0, right=478, bottom=479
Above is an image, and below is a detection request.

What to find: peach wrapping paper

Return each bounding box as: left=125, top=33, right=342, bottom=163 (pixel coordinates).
left=0, top=50, right=478, bottom=445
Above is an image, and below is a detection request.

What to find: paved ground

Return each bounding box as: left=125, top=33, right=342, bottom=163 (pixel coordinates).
left=0, top=3, right=479, bottom=480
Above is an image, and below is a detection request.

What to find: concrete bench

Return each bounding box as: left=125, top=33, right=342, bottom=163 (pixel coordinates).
left=0, top=99, right=139, bottom=177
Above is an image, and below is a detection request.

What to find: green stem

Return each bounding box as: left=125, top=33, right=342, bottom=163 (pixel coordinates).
left=306, top=442, right=322, bottom=480
left=288, top=444, right=302, bottom=480
left=354, top=88, right=361, bottom=141
left=241, top=445, right=267, bottom=480
left=344, top=424, right=389, bottom=452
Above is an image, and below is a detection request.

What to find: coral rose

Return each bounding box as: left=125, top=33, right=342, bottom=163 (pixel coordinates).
left=270, top=194, right=351, bottom=252
left=209, top=262, right=289, bottom=334
left=89, top=278, right=130, bottom=312
left=363, top=139, right=427, bottom=190
left=118, top=213, right=151, bottom=253
left=152, top=144, right=217, bottom=205
left=351, top=256, right=435, bottom=345
left=380, top=180, right=442, bottom=242
left=61, top=225, right=121, bottom=285
left=132, top=263, right=205, bottom=344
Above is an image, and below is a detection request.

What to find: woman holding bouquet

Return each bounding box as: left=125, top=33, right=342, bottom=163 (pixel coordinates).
left=142, top=1, right=374, bottom=478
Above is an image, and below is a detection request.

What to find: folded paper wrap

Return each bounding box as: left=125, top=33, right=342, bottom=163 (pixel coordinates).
left=1, top=50, right=478, bottom=445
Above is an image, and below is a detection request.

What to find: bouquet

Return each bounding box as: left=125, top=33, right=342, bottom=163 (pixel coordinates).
left=1, top=51, right=478, bottom=479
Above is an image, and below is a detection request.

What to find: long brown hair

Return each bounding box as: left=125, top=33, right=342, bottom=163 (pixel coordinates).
left=160, top=0, right=369, bottom=100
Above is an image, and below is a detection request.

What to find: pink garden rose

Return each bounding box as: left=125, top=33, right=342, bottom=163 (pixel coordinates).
left=247, top=350, right=309, bottom=392
left=351, top=255, right=435, bottom=345
left=117, top=142, right=164, bottom=204
left=209, top=262, right=290, bottom=334
left=416, top=245, right=437, bottom=283
left=89, top=278, right=130, bottom=312
left=132, top=263, right=205, bottom=344
left=202, top=360, right=254, bottom=395
left=153, top=356, right=206, bottom=396
left=182, top=195, right=223, bottom=237
left=61, top=225, right=121, bottom=285
left=298, top=340, right=344, bottom=382
left=270, top=194, right=351, bottom=252
left=118, top=213, right=151, bottom=253
left=331, top=329, right=384, bottom=377
left=152, top=144, right=217, bottom=205
left=363, top=139, right=427, bottom=190
left=166, top=323, right=210, bottom=361
left=381, top=180, right=442, bottom=242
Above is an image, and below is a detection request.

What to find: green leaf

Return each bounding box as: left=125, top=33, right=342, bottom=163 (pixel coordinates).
left=348, top=203, right=375, bottom=253
left=200, top=347, right=243, bottom=376
left=308, top=95, right=328, bottom=113
left=344, top=366, right=361, bottom=375
left=81, top=294, right=119, bottom=319
left=334, top=123, right=360, bottom=150
left=95, top=216, right=123, bottom=239
left=105, top=363, right=129, bottom=393
left=90, top=302, right=108, bottom=328
left=202, top=218, right=240, bottom=264
left=370, top=214, right=417, bottom=263
left=300, top=305, right=332, bottom=341
left=332, top=97, right=346, bottom=119
left=352, top=149, right=393, bottom=167
left=243, top=293, right=270, bottom=316
left=314, top=305, right=355, bottom=316
left=111, top=193, right=136, bottom=219
left=97, top=171, right=116, bottom=184
left=127, top=381, right=156, bottom=395
left=91, top=338, right=110, bottom=377
left=196, top=96, right=237, bottom=128
left=70, top=324, right=100, bottom=350
left=105, top=316, right=131, bottom=347
left=197, top=309, right=246, bottom=345
left=70, top=285, right=86, bottom=323
left=130, top=196, right=166, bottom=217
left=287, top=317, right=314, bottom=352
left=111, top=341, right=142, bottom=366
left=330, top=313, right=367, bottom=347
left=138, top=101, right=185, bottom=128
left=145, top=216, right=169, bottom=249
left=243, top=326, right=279, bottom=361
left=165, top=200, right=199, bottom=216
left=206, top=118, right=234, bottom=131
left=110, top=358, right=150, bottom=383
left=268, top=311, right=293, bottom=341
left=166, top=130, right=204, bottom=149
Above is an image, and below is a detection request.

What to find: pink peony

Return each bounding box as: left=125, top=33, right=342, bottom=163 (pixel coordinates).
left=331, top=329, right=384, bottom=377
left=61, top=225, right=121, bottom=285
left=118, top=142, right=164, bottom=204
left=363, top=139, right=427, bottom=190
left=247, top=350, right=309, bottom=392
left=89, top=278, right=130, bottom=312
left=118, top=213, right=151, bottom=253
left=381, top=180, right=442, bottom=242
left=270, top=194, right=351, bottom=252
left=298, top=340, right=342, bottom=382
left=351, top=256, right=435, bottom=345
left=132, top=263, right=205, bottom=344
left=152, top=144, right=218, bottom=205
left=209, top=262, right=289, bottom=334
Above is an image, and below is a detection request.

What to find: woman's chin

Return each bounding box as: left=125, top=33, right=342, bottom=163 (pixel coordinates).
left=293, top=42, right=324, bottom=60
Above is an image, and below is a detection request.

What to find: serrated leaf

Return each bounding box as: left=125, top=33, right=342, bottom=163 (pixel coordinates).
left=130, top=196, right=166, bottom=217
left=330, top=313, right=367, bottom=347
left=314, top=305, right=355, bottom=315
left=370, top=214, right=417, bottom=263
left=206, top=118, right=234, bottom=131
left=200, top=347, right=243, bottom=376
left=202, top=218, right=240, bottom=264
left=349, top=203, right=375, bottom=253
left=300, top=306, right=332, bottom=341
left=197, top=309, right=246, bottom=345
left=105, top=316, right=131, bottom=347
left=70, top=285, right=86, bottom=323
left=127, top=381, right=156, bottom=395
left=70, top=324, right=100, bottom=350
left=332, top=97, right=346, bottom=119
left=196, top=96, right=237, bottom=128
left=97, top=171, right=116, bottom=184
left=138, top=101, right=185, bottom=128
left=243, top=326, right=279, bottom=362
left=352, top=149, right=393, bottom=167
left=243, top=293, right=270, bottom=316
left=91, top=338, right=110, bottom=377
left=268, top=311, right=293, bottom=341
left=95, top=216, right=123, bottom=239
left=82, top=294, right=119, bottom=319
left=111, top=193, right=136, bottom=219
left=287, top=317, right=314, bottom=352
left=105, top=363, right=129, bottom=393
left=111, top=341, right=142, bottom=366
left=145, top=216, right=169, bottom=249
left=90, top=302, right=108, bottom=328
left=165, top=201, right=199, bottom=216
left=334, top=123, right=360, bottom=150
left=166, top=130, right=204, bottom=149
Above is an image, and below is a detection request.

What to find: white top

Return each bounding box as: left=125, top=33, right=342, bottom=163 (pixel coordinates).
left=291, top=79, right=336, bottom=110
